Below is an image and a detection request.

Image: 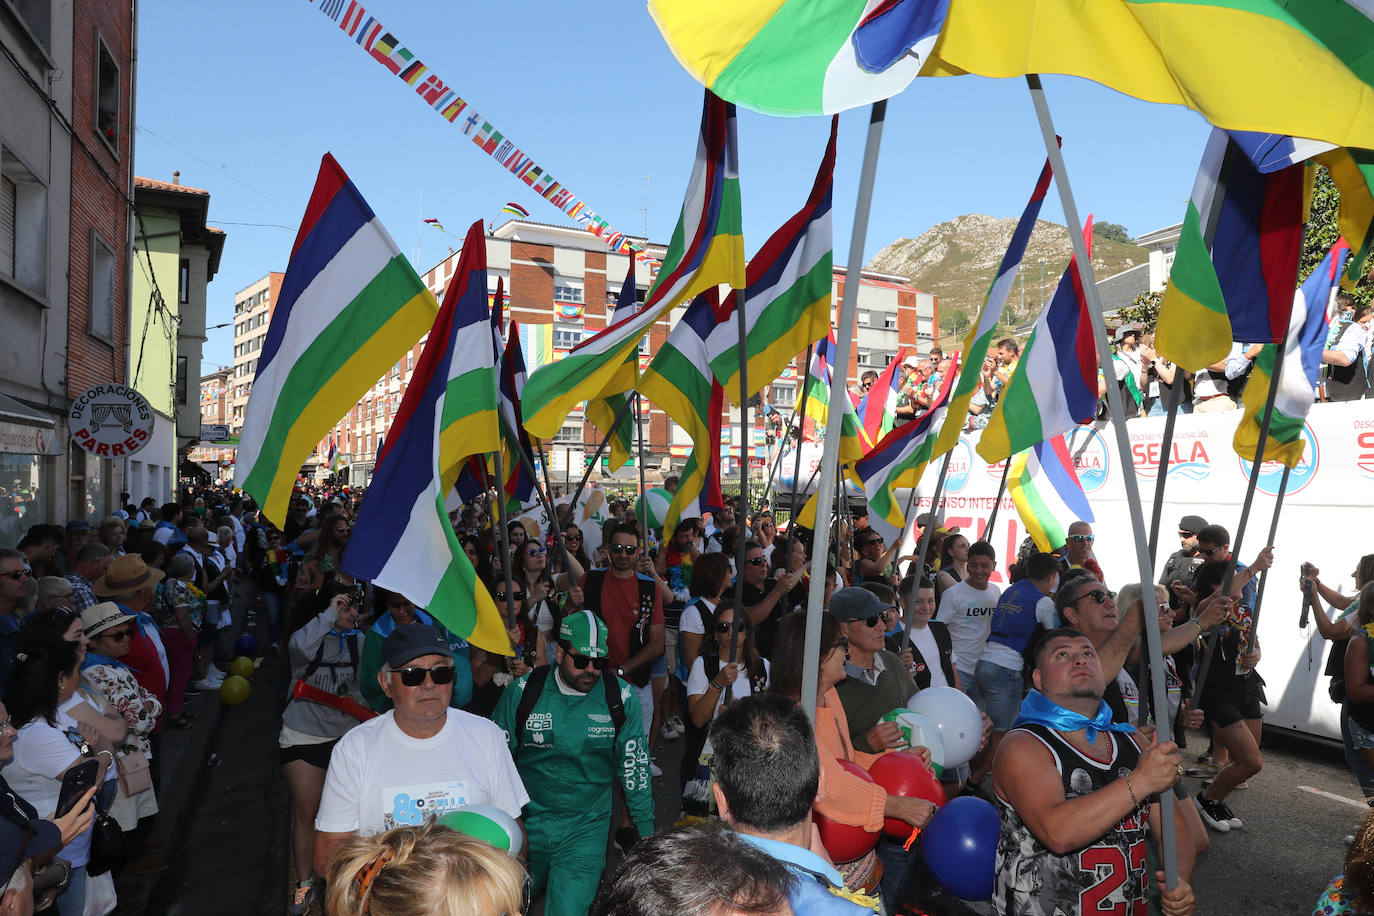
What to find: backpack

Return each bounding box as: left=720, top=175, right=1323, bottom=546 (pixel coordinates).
left=512, top=665, right=626, bottom=761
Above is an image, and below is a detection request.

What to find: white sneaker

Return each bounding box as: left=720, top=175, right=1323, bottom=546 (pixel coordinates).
left=650, top=759, right=663, bottom=777
left=660, top=720, right=681, bottom=740
left=193, top=676, right=220, bottom=691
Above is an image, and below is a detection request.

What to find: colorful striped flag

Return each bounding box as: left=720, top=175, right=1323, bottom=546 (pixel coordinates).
left=1007, top=437, right=1094, bottom=554
left=802, top=331, right=864, bottom=462
left=648, top=0, right=950, bottom=116
left=1233, top=239, right=1351, bottom=469
left=423, top=217, right=444, bottom=232
left=855, top=348, right=909, bottom=450
left=639, top=290, right=729, bottom=533
left=1314, top=147, right=1374, bottom=286
left=921, top=0, right=1374, bottom=151
left=235, top=153, right=438, bottom=525
left=519, top=323, right=554, bottom=371
left=932, top=156, right=1054, bottom=460
left=500, top=202, right=530, bottom=218
left=856, top=356, right=960, bottom=528
left=521, top=89, right=744, bottom=439
left=498, top=318, right=538, bottom=509
left=707, top=116, right=836, bottom=402
left=584, top=261, right=638, bottom=472
left=977, top=217, right=1099, bottom=463
left=340, top=220, right=509, bottom=655
left=1155, top=128, right=1306, bottom=370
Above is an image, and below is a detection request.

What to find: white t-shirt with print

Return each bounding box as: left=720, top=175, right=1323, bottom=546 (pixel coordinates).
left=935, top=580, right=1002, bottom=673
left=316, top=709, right=529, bottom=835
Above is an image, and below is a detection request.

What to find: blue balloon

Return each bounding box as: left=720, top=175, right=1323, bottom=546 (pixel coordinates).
left=921, top=796, right=999, bottom=901
left=234, top=633, right=258, bottom=658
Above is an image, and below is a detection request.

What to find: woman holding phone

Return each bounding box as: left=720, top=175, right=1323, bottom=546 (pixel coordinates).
left=5, top=641, right=109, bottom=915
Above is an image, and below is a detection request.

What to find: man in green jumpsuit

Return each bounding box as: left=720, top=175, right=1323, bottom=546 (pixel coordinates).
left=493, top=610, right=654, bottom=916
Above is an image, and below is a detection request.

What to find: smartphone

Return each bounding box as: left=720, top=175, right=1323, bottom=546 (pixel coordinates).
left=55, top=759, right=99, bottom=819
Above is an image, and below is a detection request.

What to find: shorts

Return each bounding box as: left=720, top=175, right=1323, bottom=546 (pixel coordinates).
left=1351, top=715, right=1374, bottom=752
left=975, top=660, right=1024, bottom=732
left=957, top=669, right=984, bottom=712
left=663, top=626, right=679, bottom=681
left=278, top=737, right=339, bottom=769
left=1202, top=672, right=1262, bottom=728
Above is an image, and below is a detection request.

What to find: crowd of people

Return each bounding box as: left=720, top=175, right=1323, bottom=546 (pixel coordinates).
left=4, top=473, right=1373, bottom=915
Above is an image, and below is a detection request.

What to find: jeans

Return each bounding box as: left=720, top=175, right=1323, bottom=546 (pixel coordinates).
left=55, top=865, right=86, bottom=916
left=976, top=660, right=1025, bottom=732
left=958, top=669, right=984, bottom=712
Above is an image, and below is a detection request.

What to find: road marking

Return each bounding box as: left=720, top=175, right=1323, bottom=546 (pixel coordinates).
left=1299, top=785, right=1370, bottom=811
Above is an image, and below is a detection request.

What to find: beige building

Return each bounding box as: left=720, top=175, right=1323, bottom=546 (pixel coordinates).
left=229, top=272, right=283, bottom=439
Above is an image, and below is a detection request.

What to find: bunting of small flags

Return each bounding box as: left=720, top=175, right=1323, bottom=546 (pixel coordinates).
left=309, top=0, right=659, bottom=272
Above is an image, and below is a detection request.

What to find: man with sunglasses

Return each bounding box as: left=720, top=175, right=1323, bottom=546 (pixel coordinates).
left=494, top=611, right=652, bottom=916
left=1058, top=520, right=1105, bottom=584
left=1160, top=515, right=1208, bottom=604
left=739, top=542, right=800, bottom=659
left=314, top=624, right=528, bottom=877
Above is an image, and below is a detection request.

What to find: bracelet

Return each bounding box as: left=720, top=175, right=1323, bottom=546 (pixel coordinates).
left=1192, top=619, right=1205, bottom=633
left=709, top=680, right=723, bottom=691
left=1125, top=773, right=1140, bottom=809
left=96, top=749, right=114, bottom=763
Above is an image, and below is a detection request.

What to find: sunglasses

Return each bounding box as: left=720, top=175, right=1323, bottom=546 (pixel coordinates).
left=0, top=570, right=31, bottom=581
left=564, top=533, right=582, bottom=541
left=493, top=592, right=525, bottom=602
left=1067, top=534, right=1095, bottom=543
left=609, top=544, right=639, bottom=556
left=714, top=621, right=750, bottom=634
left=525, top=546, right=547, bottom=556
left=1071, top=588, right=1116, bottom=606
left=566, top=651, right=610, bottom=670
left=746, top=557, right=767, bottom=567
left=101, top=628, right=134, bottom=641
left=393, top=664, right=456, bottom=687
left=1178, top=530, right=1195, bottom=538
left=858, top=613, right=890, bottom=628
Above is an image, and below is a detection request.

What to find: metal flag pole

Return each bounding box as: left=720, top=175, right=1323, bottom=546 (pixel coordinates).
left=1190, top=332, right=1289, bottom=708
left=895, top=483, right=922, bottom=577
left=900, top=450, right=953, bottom=651
left=1026, top=73, right=1179, bottom=887
left=1147, top=355, right=1189, bottom=562
left=787, top=342, right=816, bottom=526
left=725, top=287, right=753, bottom=703
left=983, top=459, right=1013, bottom=542
left=566, top=395, right=637, bottom=512
left=634, top=393, right=651, bottom=541
left=496, top=414, right=577, bottom=593
left=490, top=448, right=518, bottom=630
left=801, top=100, right=886, bottom=722
left=1246, top=464, right=1292, bottom=637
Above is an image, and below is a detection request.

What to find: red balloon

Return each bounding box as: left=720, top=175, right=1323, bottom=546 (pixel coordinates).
left=813, top=759, right=881, bottom=862
left=869, top=751, right=947, bottom=838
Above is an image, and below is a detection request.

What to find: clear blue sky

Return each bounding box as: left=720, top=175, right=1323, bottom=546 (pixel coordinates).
left=133, top=0, right=1212, bottom=374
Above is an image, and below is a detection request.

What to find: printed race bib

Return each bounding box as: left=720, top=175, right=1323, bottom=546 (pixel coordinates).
left=382, top=780, right=470, bottom=829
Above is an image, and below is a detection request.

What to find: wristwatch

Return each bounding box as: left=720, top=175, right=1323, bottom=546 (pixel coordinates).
left=616, top=666, right=626, bottom=678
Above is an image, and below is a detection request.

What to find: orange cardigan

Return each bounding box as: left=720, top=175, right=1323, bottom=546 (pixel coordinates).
left=813, top=687, right=888, bottom=832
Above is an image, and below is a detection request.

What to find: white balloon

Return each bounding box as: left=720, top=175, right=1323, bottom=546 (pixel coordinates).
left=883, top=708, right=947, bottom=769
left=908, top=686, right=982, bottom=769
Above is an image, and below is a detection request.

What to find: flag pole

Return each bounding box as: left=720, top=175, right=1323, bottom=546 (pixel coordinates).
left=1246, top=464, right=1291, bottom=639
left=900, top=450, right=953, bottom=651
left=1026, top=73, right=1178, bottom=887
left=495, top=413, right=579, bottom=596
left=634, top=393, right=651, bottom=544
left=895, top=483, right=922, bottom=577
left=533, top=437, right=579, bottom=579
left=801, top=101, right=887, bottom=722
left=489, top=449, right=518, bottom=631
left=983, top=459, right=1013, bottom=541
left=787, top=343, right=816, bottom=527
left=1147, top=359, right=1189, bottom=562
left=566, top=395, right=637, bottom=512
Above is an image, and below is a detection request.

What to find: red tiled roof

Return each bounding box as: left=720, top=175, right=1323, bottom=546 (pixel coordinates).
left=134, top=176, right=209, bottom=196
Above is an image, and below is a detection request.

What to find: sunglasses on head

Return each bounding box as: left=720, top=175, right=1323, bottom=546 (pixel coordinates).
left=609, top=544, right=638, bottom=556
left=566, top=650, right=609, bottom=670
left=1071, top=588, right=1115, bottom=605
left=714, top=620, right=750, bottom=634
left=393, top=664, right=456, bottom=687
left=1067, top=534, right=1095, bottom=543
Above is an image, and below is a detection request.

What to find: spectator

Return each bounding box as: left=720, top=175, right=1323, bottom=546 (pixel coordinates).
left=323, top=822, right=528, bottom=916
left=1324, top=301, right=1373, bottom=401
left=896, top=574, right=957, bottom=693
left=934, top=540, right=1001, bottom=708
left=935, top=531, right=969, bottom=603
left=852, top=529, right=899, bottom=583
left=709, top=693, right=871, bottom=914
left=313, top=624, right=528, bottom=876
left=295, top=512, right=353, bottom=602
left=0, top=550, right=33, bottom=695
left=282, top=586, right=369, bottom=915
left=684, top=601, right=767, bottom=728
left=35, top=578, right=72, bottom=614
left=737, top=542, right=799, bottom=661
left=493, top=611, right=653, bottom=916
left=55, top=521, right=92, bottom=577
left=1112, top=324, right=1148, bottom=418
left=1316, top=808, right=1374, bottom=914
left=990, top=628, right=1194, bottom=916
left=150, top=503, right=185, bottom=553
left=63, top=544, right=111, bottom=614
left=1160, top=515, right=1209, bottom=598
left=154, top=555, right=199, bottom=729
left=656, top=520, right=700, bottom=742
left=90, top=556, right=170, bottom=731
left=96, top=518, right=127, bottom=557
left=18, top=526, right=63, bottom=579
left=1057, top=520, right=1106, bottom=583
left=591, top=822, right=793, bottom=916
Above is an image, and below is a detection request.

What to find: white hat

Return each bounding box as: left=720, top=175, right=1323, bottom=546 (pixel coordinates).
left=206, top=530, right=219, bottom=547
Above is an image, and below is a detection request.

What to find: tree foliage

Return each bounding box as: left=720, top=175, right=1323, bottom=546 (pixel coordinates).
left=1302, top=166, right=1373, bottom=305
left=1095, top=222, right=1132, bottom=244
left=1115, top=287, right=1165, bottom=327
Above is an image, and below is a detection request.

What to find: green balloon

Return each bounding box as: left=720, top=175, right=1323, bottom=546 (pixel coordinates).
left=229, top=656, right=255, bottom=679
left=219, top=674, right=251, bottom=706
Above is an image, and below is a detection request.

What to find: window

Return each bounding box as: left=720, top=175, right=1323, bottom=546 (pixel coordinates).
left=9, top=0, right=52, bottom=53
left=771, top=384, right=796, bottom=408
left=554, top=324, right=581, bottom=349
left=553, top=281, right=583, bottom=303
left=94, top=34, right=120, bottom=154
left=178, top=258, right=189, bottom=303
left=555, top=421, right=582, bottom=445
left=0, top=149, right=48, bottom=295
left=857, top=309, right=871, bottom=327
left=884, top=313, right=897, bottom=329
left=88, top=231, right=115, bottom=342
left=639, top=334, right=651, bottom=356
left=883, top=352, right=894, bottom=366
left=0, top=176, right=13, bottom=278
left=176, top=357, right=188, bottom=405
left=857, top=348, right=871, bottom=366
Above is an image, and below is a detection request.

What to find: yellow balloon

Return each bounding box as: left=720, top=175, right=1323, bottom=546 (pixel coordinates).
left=219, top=675, right=251, bottom=706
left=229, top=657, right=255, bottom=679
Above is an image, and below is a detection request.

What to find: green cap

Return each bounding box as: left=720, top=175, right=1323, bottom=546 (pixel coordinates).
left=559, top=610, right=609, bottom=658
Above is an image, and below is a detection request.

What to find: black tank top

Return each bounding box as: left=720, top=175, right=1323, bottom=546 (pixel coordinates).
left=993, top=723, right=1149, bottom=916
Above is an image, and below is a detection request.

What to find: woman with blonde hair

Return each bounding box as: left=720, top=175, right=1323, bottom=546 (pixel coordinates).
left=325, top=822, right=528, bottom=916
